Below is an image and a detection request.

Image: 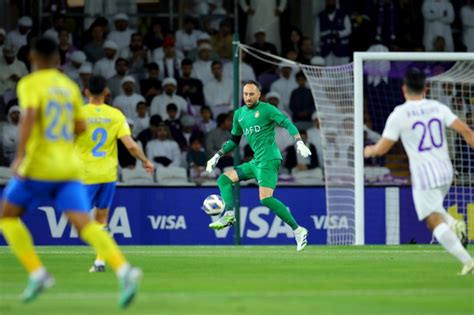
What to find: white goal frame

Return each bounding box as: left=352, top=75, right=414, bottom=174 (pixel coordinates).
left=353, top=52, right=474, bottom=245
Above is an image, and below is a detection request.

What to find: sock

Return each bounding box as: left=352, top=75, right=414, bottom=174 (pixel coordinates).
left=217, top=174, right=234, bottom=211
left=0, top=218, right=43, bottom=273
left=95, top=223, right=107, bottom=264
left=433, top=223, right=472, bottom=265
left=440, top=211, right=456, bottom=226
left=80, top=222, right=127, bottom=272
left=261, top=197, right=299, bottom=230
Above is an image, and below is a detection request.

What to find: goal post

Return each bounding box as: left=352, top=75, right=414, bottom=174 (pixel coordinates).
left=353, top=52, right=474, bottom=245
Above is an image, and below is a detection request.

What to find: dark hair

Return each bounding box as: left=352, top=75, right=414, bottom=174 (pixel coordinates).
left=298, top=129, right=307, bottom=136
left=166, top=103, right=178, bottom=112
left=216, top=113, right=228, bottom=126
left=242, top=80, right=261, bottom=90
left=136, top=101, right=147, bottom=109
left=32, top=36, right=58, bottom=58
left=403, top=68, right=426, bottom=94
left=181, top=58, right=193, bottom=67
left=211, top=60, right=223, bottom=68
left=115, top=57, right=128, bottom=66
left=150, top=114, right=163, bottom=126
left=146, top=62, right=159, bottom=70
left=190, top=135, right=203, bottom=145
left=88, top=75, right=107, bottom=95
left=295, top=71, right=306, bottom=79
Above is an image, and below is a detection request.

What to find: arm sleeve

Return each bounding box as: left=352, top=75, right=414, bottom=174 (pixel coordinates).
left=73, top=85, right=85, bottom=121
left=269, top=105, right=299, bottom=137
left=381, top=111, right=401, bottom=141
left=220, top=112, right=243, bottom=154
left=442, top=3, right=455, bottom=24
left=442, top=104, right=458, bottom=127
left=338, top=15, right=352, bottom=37
left=116, top=112, right=132, bottom=139
left=17, top=79, right=40, bottom=110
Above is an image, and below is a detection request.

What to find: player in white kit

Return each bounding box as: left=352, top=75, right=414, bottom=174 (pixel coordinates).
left=364, top=69, right=474, bottom=275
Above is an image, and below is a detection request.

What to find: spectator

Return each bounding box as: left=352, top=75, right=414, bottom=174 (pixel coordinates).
left=133, top=101, right=150, bottom=138
left=146, top=122, right=181, bottom=168
left=165, top=103, right=182, bottom=141
left=241, top=0, right=287, bottom=53
left=191, top=43, right=214, bottom=83
left=1, top=105, right=20, bottom=165
left=204, top=60, right=232, bottom=116
left=432, top=35, right=447, bottom=52
left=108, top=14, right=135, bottom=50
left=107, top=58, right=131, bottom=99
left=223, top=50, right=256, bottom=82
left=83, top=24, right=106, bottom=63
left=140, top=62, right=162, bottom=102
left=150, top=77, right=188, bottom=120
left=248, top=29, right=278, bottom=76
left=144, top=20, right=165, bottom=51
left=83, top=0, right=117, bottom=30
left=44, top=13, right=72, bottom=44
left=177, top=58, right=205, bottom=106
left=307, top=112, right=324, bottom=168
left=201, top=0, right=227, bottom=34
left=63, top=50, right=86, bottom=86
left=422, top=0, right=454, bottom=52
left=461, top=2, right=474, bottom=52
left=205, top=113, right=233, bottom=169
left=113, top=76, right=145, bottom=119
left=7, top=16, right=32, bottom=49
left=197, top=105, right=216, bottom=134
left=177, top=115, right=203, bottom=151
left=349, top=2, right=372, bottom=53
left=57, top=29, right=76, bottom=66
left=211, top=20, right=232, bottom=60
left=175, top=17, right=202, bottom=55
left=315, top=0, right=351, bottom=66
left=0, top=28, right=5, bottom=59
left=78, top=62, right=93, bottom=99
left=265, top=91, right=291, bottom=119
left=284, top=130, right=319, bottom=172
left=282, top=27, right=302, bottom=57
left=93, top=40, right=118, bottom=79
left=0, top=45, right=28, bottom=97
left=186, top=33, right=220, bottom=62
left=187, top=136, right=209, bottom=181
left=297, top=37, right=314, bottom=65
left=289, top=71, right=315, bottom=128
left=137, top=114, right=162, bottom=150
left=270, top=63, right=297, bottom=112
left=119, top=32, right=151, bottom=79
left=153, top=37, right=183, bottom=80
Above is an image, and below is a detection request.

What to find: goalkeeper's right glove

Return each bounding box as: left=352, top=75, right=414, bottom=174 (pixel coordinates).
left=206, top=152, right=222, bottom=173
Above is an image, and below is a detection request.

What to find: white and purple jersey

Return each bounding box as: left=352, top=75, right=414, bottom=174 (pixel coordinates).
left=382, top=99, right=458, bottom=190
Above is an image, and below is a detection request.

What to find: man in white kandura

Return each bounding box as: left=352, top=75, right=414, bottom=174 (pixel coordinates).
left=364, top=68, right=474, bottom=275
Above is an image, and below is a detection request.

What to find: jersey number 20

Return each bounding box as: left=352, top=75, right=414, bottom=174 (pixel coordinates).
left=412, top=118, right=443, bottom=152
left=92, top=128, right=108, bottom=157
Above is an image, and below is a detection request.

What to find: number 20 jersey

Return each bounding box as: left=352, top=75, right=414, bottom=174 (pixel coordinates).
left=382, top=99, right=458, bottom=190
left=17, top=69, right=85, bottom=181
left=74, top=104, right=130, bottom=184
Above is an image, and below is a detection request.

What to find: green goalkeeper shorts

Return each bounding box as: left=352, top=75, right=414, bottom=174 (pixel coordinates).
left=235, top=159, right=281, bottom=189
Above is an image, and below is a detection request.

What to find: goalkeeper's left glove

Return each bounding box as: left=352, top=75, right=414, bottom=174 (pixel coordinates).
left=296, top=140, right=312, bottom=158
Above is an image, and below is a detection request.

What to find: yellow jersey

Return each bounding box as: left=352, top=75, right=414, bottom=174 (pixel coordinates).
left=74, top=103, right=131, bottom=184
left=17, top=69, right=85, bottom=181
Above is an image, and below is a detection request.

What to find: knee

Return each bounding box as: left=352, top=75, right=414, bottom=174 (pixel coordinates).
left=425, top=213, right=443, bottom=231
left=217, top=174, right=233, bottom=186
left=260, top=197, right=271, bottom=207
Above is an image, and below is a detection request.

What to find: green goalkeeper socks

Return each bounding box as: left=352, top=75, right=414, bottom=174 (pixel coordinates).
left=217, top=174, right=234, bottom=211
left=261, top=197, right=299, bottom=230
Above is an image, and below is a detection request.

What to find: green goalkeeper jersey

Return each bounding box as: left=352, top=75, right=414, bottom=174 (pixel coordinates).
left=227, top=101, right=299, bottom=162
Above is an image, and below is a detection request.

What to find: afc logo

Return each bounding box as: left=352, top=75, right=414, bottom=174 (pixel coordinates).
left=244, top=125, right=261, bottom=135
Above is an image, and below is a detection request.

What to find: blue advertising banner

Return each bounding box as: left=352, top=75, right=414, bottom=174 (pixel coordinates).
left=0, top=186, right=470, bottom=245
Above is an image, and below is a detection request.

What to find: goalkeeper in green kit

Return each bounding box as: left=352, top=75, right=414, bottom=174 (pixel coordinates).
left=206, top=80, right=311, bottom=251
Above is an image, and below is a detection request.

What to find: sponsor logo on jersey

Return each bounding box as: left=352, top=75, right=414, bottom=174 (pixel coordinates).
left=255, top=110, right=260, bottom=118
left=244, top=125, right=261, bottom=135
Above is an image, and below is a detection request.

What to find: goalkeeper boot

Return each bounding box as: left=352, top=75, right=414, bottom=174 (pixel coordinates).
left=451, top=220, right=468, bottom=248
left=118, top=266, right=143, bottom=309
left=294, top=226, right=308, bottom=252
left=459, top=260, right=474, bottom=276
left=209, top=211, right=235, bottom=230
left=21, top=270, right=55, bottom=303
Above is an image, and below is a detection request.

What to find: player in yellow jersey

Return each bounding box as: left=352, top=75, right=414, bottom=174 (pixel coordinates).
left=0, top=37, right=141, bottom=308
left=75, top=75, right=154, bottom=272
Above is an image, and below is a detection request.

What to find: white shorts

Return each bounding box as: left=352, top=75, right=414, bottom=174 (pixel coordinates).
left=412, top=185, right=450, bottom=221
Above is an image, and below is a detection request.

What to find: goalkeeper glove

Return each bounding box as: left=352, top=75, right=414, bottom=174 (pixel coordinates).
left=206, top=152, right=222, bottom=173
left=296, top=141, right=312, bottom=158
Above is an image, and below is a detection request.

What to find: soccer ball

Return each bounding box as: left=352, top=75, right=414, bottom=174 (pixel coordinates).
left=203, top=194, right=225, bottom=216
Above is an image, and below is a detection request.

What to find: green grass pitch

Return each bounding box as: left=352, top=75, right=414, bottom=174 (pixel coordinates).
left=0, top=245, right=473, bottom=315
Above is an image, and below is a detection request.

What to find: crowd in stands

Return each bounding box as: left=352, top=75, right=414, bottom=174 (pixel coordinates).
left=0, top=0, right=472, bottom=185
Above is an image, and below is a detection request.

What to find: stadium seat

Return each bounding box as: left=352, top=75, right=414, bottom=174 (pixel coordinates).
left=0, top=166, right=13, bottom=184
left=155, top=166, right=194, bottom=186
left=121, top=167, right=155, bottom=185
left=291, top=167, right=324, bottom=185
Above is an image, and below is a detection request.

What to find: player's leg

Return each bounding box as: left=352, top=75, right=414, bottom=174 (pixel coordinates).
left=438, top=186, right=468, bottom=248
left=58, top=181, right=141, bottom=308
left=257, top=160, right=308, bottom=251
left=209, top=162, right=255, bottom=230
left=414, top=187, right=473, bottom=275
left=0, top=178, right=54, bottom=302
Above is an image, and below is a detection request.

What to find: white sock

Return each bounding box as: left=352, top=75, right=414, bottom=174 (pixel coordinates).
left=433, top=223, right=472, bottom=265
left=294, top=226, right=303, bottom=233
left=116, top=263, right=131, bottom=278
left=440, top=211, right=456, bottom=226
left=30, top=267, right=47, bottom=280
left=95, top=259, right=105, bottom=266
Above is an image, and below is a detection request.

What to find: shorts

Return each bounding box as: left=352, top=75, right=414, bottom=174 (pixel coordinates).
left=235, top=159, right=281, bottom=189
left=86, top=182, right=116, bottom=210
left=412, top=185, right=450, bottom=221
left=3, top=177, right=89, bottom=213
